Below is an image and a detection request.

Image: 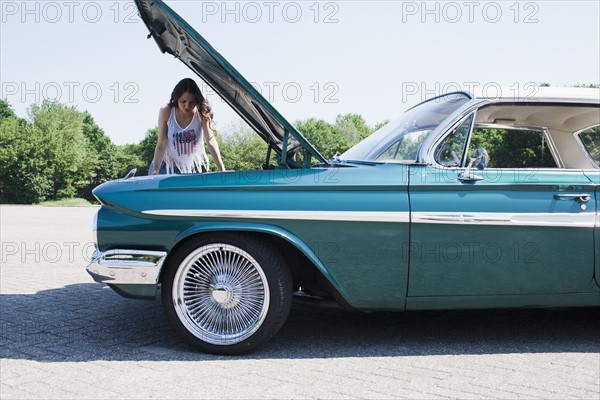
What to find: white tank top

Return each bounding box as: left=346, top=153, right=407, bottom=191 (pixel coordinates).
left=164, top=107, right=208, bottom=174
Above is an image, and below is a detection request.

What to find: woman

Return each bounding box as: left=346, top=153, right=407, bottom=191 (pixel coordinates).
left=150, top=78, right=225, bottom=174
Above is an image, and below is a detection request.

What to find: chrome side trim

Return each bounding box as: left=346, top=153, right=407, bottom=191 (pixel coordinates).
left=142, top=209, right=411, bottom=223
left=142, top=209, right=596, bottom=227
left=413, top=212, right=595, bottom=228
left=86, top=249, right=167, bottom=285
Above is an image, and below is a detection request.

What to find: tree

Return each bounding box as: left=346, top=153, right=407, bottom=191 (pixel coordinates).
left=137, top=127, right=159, bottom=170
left=78, top=112, right=121, bottom=200
left=218, top=120, right=268, bottom=171
left=0, top=99, right=17, bottom=121
left=335, top=113, right=372, bottom=144
left=295, top=118, right=341, bottom=159
left=29, top=101, right=95, bottom=199
left=0, top=117, right=52, bottom=203
left=113, top=127, right=157, bottom=177
left=115, top=144, right=147, bottom=177
left=373, top=119, right=390, bottom=132
left=295, top=114, right=379, bottom=160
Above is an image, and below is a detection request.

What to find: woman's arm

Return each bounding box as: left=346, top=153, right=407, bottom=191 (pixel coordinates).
left=150, top=106, right=170, bottom=175
left=203, top=118, right=226, bottom=171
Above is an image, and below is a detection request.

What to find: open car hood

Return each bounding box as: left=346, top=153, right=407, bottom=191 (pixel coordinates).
left=135, top=0, right=326, bottom=166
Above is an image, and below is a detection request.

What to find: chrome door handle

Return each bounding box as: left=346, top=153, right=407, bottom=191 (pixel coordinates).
left=553, top=193, right=591, bottom=203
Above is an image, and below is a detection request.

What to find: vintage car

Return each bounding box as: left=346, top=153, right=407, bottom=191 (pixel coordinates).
left=87, top=0, right=600, bottom=354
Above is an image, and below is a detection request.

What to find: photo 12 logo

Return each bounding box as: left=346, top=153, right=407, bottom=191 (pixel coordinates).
left=1, top=81, right=140, bottom=105
left=401, top=1, right=540, bottom=24
left=401, top=81, right=541, bottom=103
left=200, top=80, right=340, bottom=105
left=1, top=1, right=140, bottom=24
left=1, top=241, right=96, bottom=264
left=199, top=1, right=340, bottom=24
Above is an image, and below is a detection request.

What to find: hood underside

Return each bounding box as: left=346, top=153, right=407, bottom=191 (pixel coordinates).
left=134, top=0, right=326, bottom=165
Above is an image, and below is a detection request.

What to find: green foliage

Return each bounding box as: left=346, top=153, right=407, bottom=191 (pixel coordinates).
left=296, top=118, right=342, bottom=160
left=115, top=144, right=147, bottom=177
left=578, top=126, right=600, bottom=164
left=335, top=113, right=372, bottom=143
left=373, top=119, right=390, bottom=132
left=0, top=117, right=53, bottom=203
left=38, top=197, right=94, bottom=206
left=295, top=113, right=383, bottom=161
left=0, top=100, right=114, bottom=203
left=136, top=127, right=159, bottom=171
left=78, top=112, right=121, bottom=200
left=0, top=99, right=17, bottom=120
left=111, top=128, right=157, bottom=177
left=28, top=101, right=96, bottom=200
left=218, top=121, right=269, bottom=171
left=470, top=128, right=557, bottom=168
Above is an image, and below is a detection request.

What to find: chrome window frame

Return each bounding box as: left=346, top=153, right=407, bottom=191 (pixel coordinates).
left=419, top=99, right=482, bottom=165
left=427, top=110, right=478, bottom=169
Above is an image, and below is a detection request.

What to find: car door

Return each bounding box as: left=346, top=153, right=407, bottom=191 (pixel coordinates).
left=407, top=115, right=598, bottom=305
left=579, top=126, right=600, bottom=288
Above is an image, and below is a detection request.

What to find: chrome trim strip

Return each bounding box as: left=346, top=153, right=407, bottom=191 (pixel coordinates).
left=86, top=249, right=167, bottom=285
left=542, top=126, right=564, bottom=168
left=142, top=209, right=411, bottom=223
left=413, top=212, right=595, bottom=228
left=142, top=209, right=595, bottom=228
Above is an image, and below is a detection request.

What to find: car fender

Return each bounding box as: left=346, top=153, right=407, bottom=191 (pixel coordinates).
left=171, top=221, right=347, bottom=298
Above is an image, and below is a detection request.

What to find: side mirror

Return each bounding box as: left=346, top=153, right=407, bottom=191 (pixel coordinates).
left=472, top=147, right=489, bottom=170
left=458, top=148, right=488, bottom=182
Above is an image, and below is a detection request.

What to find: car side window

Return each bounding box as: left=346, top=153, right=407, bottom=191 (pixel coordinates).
left=435, top=114, right=474, bottom=167
left=468, top=127, right=558, bottom=168
left=577, top=125, right=600, bottom=166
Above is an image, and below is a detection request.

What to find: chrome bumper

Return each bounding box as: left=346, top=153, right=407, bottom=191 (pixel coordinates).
left=86, top=249, right=168, bottom=285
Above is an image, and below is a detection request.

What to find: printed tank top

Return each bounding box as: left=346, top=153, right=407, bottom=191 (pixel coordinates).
left=164, top=107, right=208, bottom=174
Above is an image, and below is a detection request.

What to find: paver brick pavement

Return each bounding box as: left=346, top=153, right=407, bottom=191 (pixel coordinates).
left=1, top=205, right=599, bottom=399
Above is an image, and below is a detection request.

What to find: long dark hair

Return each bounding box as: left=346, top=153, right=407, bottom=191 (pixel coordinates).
left=168, top=78, right=213, bottom=121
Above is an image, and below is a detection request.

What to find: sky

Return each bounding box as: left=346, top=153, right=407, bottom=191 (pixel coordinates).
left=1, top=0, right=599, bottom=145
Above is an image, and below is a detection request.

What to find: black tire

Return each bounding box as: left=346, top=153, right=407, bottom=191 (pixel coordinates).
left=161, top=233, right=292, bottom=355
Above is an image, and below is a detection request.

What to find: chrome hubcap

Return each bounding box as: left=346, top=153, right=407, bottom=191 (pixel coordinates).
left=173, top=244, right=269, bottom=346
left=210, top=283, right=234, bottom=305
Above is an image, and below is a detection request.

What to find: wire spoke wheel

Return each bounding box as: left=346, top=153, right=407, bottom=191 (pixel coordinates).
left=163, top=234, right=292, bottom=354
left=172, top=243, right=270, bottom=346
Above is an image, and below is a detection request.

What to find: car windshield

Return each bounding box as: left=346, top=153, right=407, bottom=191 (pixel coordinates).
left=341, top=93, right=471, bottom=162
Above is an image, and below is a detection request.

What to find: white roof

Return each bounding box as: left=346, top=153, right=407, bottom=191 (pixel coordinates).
left=470, top=86, right=600, bottom=103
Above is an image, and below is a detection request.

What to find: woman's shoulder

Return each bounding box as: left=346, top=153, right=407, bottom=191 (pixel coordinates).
left=158, top=105, right=173, bottom=123
left=159, top=105, right=172, bottom=115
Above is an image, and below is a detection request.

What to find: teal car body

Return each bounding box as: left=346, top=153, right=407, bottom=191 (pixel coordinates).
left=87, top=0, right=600, bottom=353
left=93, top=163, right=412, bottom=308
